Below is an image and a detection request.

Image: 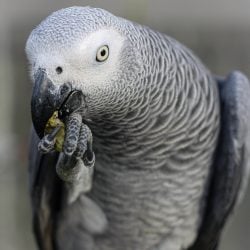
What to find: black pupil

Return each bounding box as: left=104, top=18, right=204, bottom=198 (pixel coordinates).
left=56, top=66, right=63, bottom=74
left=100, top=49, right=106, bottom=57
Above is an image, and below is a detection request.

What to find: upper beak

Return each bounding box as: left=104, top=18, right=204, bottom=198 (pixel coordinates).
left=31, top=69, right=72, bottom=138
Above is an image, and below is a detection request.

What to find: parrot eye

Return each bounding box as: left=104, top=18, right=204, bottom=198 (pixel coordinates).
left=96, top=45, right=109, bottom=62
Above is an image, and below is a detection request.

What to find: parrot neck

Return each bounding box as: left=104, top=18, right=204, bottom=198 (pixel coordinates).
left=86, top=28, right=220, bottom=169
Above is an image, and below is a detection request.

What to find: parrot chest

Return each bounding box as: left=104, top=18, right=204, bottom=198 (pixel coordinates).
left=88, top=158, right=210, bottom=250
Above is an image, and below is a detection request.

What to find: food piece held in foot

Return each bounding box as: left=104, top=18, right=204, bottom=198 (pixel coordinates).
left=44, top=111, right=65, bottom=152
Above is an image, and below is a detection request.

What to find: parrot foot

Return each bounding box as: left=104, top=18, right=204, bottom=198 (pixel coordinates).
left=63, top=113, right=94, bottom=163
left=56, top=113, right=95, bottom=200
left=38, top=110, right=95, bottom=200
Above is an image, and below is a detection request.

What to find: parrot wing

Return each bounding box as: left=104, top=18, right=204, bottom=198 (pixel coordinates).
left=189, top=71, right=250, bottom=250
left=29, top=127, right=62, bottom=250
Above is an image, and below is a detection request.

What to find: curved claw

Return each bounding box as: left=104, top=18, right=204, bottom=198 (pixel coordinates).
left=38, top=126, right=61, bottom=153
left=83, top=130, right=95, bottom=167
left=83, top=151, right=95, bottom=168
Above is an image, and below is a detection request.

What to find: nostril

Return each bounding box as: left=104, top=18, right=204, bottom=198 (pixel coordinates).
left=60, top=83, right=71, bottom=96
left=56, top=66, right=63, bottom=74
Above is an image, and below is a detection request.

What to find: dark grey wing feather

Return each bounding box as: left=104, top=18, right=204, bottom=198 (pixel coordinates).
left=188, top=71, right=250, bottom=250
left=29, top=127, right=62, bottom=250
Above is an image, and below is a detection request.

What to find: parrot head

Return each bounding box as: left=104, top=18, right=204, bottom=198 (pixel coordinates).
left=26, top=6, right=142, bottom=138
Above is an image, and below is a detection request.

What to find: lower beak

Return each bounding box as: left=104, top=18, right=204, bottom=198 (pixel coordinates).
left=31, top=69, right=72, bottom=138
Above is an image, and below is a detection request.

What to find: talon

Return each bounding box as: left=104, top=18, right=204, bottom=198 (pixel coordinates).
left=61, top=154, right=77, bottom=169
left=38, top=126, right=62, bottom=153
left=84, top=128, right=95, bottom=167
left=83, top=151, right=95, bottom=168
left=49, top=125, right=62, bottom=138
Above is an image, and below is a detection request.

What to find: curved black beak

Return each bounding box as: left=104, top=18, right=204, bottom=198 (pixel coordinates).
left=31, top=69, right=72, bottom=138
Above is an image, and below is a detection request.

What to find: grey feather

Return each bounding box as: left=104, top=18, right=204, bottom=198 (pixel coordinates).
left=189, top=71, right=250, bottom=250
left=26, top=6, right=250, bottom=250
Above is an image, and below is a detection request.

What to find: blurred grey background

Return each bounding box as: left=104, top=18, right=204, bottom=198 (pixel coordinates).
left=0, top=0, right=250, bottom=249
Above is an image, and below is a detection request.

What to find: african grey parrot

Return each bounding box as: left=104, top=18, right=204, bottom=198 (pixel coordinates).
left=26, top=6, right=250, bottom=250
